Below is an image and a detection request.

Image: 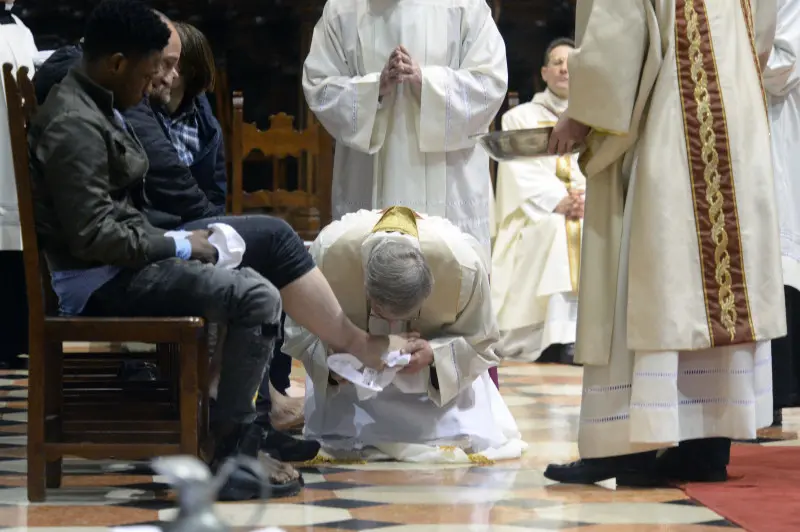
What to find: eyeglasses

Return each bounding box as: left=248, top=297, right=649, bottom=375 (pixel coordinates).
left=366, top=300, right=421, bottom=333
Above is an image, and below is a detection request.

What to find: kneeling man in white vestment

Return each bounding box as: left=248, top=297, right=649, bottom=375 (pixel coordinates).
left=544, top=0, right=785, bottom=486
left=492, top=38, right=585, bottom=365
left=283, top=207, right=526, bottom=463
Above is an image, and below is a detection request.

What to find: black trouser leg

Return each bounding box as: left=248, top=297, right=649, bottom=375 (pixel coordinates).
left=181, top=214, right=315, bottom=291
left=269, top=313, right=292, bottom=394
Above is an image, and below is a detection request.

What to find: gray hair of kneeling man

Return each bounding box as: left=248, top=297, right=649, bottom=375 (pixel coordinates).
left=365, top=239, right=433, bottom=320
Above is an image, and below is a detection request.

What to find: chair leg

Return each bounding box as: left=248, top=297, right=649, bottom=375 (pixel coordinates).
left=179, top=335, right=200, bottom=457
left=44, top=341, right=64, bottom=489
left=27, top=339, right=48, bottom=502
left=198, top=328, right=210, bottom=445
left=46, top=459, right=63, bottom=489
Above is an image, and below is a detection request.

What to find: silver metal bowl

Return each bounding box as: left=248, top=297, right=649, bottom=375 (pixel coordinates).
left=473, top=126, right=582, bottom=162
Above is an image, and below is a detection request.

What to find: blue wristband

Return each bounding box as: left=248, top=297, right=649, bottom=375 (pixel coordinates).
left=174, top=237, right=192, bottom=260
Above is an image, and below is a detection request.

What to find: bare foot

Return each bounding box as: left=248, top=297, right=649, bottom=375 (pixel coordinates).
left=259, top=453, right=301, bottom=483
left=269, top=382, right=304, bottom=431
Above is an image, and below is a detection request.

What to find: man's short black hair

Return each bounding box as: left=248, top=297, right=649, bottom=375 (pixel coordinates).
left=543, top=37, right=575, bottom=66
left=82, top=0, right=171, bottom=62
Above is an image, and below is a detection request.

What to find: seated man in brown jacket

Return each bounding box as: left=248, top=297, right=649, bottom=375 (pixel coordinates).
left=27, top=0, right=388, bottom=501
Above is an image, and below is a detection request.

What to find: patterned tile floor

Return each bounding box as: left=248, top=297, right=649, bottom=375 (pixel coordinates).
left=0, top=361, right=797, bottom=531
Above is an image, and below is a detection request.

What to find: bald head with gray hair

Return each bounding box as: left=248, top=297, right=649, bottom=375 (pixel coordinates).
left=365, top=240, right=434, bottom=319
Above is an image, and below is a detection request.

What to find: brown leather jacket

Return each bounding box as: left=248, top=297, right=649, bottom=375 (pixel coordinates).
left=28, top=68, right=176, bottom=272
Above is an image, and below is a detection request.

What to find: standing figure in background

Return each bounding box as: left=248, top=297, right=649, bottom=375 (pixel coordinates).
left=764, top=0, right=800, bottom=427
left=0, top=0, right=37, bottom=368
left=302, top=0, right=508, bottom=254
left=545, top=0, right=784, bottom=486
left=492, top=38, right=584, bottom=365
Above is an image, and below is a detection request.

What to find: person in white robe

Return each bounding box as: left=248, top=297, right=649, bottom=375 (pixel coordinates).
left=764, top=0, right=800, bottom=426
left=283, top=207, right=526, bottom=463
left=492, top=38, right=585, bottom=364
left=543, top=0, right=785, bottom=486
left=0, top=0, right=36, bottom=368
left=301, top=0, right=508, bottom=254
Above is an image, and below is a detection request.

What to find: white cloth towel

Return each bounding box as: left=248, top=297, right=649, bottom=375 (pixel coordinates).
left=327, top=350, right=412, bottom=400
left=165, top=222, right=246, bottom=269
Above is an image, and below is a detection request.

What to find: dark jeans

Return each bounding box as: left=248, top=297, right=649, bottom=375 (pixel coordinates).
left=84, top=258, right=282, bottom=429
left=181, top=215, right=315, bottom=407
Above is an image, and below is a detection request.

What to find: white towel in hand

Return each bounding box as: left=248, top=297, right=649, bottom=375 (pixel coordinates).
left=165, top=222, right=246, bottom=269
left=327, top=350, right=412, bottom=400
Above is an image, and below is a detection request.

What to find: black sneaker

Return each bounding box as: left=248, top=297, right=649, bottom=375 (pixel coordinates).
left=211, top=423, right=303, bottom=501
left=255, top=415, right=321, bottom=462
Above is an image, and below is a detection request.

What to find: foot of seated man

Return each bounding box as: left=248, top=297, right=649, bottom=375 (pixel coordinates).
left=210, top=422, right=303, bottom=500
left=266, top=381, right=305, bottom=432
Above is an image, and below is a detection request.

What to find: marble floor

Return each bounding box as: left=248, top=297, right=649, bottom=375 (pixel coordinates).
left=0, top=361, right=797, bottom=531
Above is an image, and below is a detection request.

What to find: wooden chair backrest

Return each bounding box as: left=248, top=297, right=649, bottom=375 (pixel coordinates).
left=2, top=63, right=52, bottom=340
left=229, top=91, right=333, bottom=232
left=213, top=64, right=233, bottom=209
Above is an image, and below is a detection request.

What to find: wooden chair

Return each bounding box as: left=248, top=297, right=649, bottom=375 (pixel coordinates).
left=229, top=92, right=333, bottom=240
left=2, top=64, right=210, bottom=502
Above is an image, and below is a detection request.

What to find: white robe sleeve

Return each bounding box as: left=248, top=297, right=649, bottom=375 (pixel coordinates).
left=763, top=0, right=799, bottom=96
left=565, top=0, right=649, bottom=134
left=499, top=110, right=567, bottom=215
left=426, top=241, right=500, bottom=407
left=418, top=1, right=508, bottom=153
left=14, top=16, right=37, bottom=57
left=753, top=0, right=779, bottom=71
left=302, top=6, right=389, bottom=154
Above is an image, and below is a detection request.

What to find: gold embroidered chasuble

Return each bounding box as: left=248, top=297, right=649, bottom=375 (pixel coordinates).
left=567, top=0, right=785, bottom=366
left=288, top=207, right=499, bottom=408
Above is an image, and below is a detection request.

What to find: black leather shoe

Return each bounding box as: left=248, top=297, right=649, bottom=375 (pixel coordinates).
left=655, top=447, right=728, bottom=483
left=544, top=458, right=618, bottom=484
left=545, top=453, right=662, bottom=487
left=257, top=421, right=321, bottom=462
left=211, top=423, right=303, bottom=501
left=560, top=344, right=579, bottom=366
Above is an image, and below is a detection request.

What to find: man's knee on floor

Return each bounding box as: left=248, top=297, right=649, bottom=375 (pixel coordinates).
left=232, top=267, right=282, bottom=326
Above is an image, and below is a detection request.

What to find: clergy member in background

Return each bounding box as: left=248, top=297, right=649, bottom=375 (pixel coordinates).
left=0, top=0, right=37, bottom=369
left=544, top=0, right=783, bottom=486
left=283, top=207, right=526, bottom=463
left=764, top=0, right=800, bottom=427
left=492, top=38, right=584, bottom=365
left=301, top=0, right=508, bottom=254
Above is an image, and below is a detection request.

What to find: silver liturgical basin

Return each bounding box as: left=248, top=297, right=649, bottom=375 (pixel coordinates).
left=472, top=126, right=583, bottom=162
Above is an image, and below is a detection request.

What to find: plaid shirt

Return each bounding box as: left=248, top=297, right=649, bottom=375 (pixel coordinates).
left=161, top=103, right=201, bottom=167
